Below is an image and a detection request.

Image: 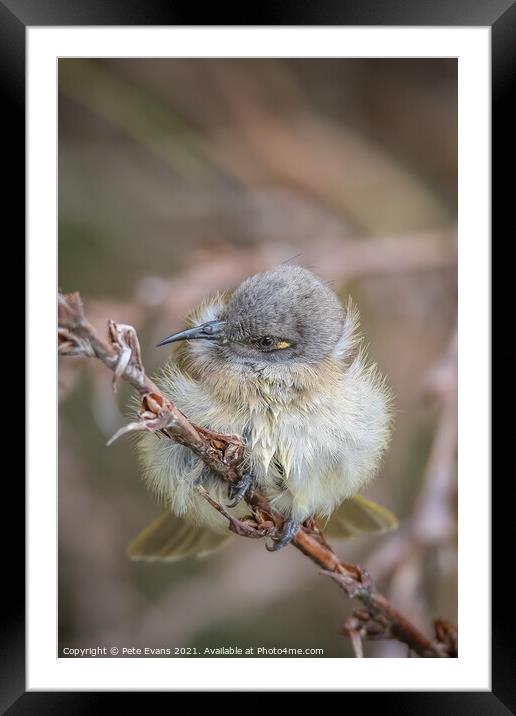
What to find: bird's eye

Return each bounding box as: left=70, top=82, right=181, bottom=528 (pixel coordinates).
left=257, top=336, right=291, bottom=350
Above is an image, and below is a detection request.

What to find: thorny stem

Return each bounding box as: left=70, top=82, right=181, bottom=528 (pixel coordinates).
left=58, top=291, right=456, bottom=658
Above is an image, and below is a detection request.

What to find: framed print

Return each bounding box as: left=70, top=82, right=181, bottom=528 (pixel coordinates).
left=7, top=0, right=507, bottom=708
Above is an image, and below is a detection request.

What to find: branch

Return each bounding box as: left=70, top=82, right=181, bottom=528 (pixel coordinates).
left=58, top=291, right=456, bottom=658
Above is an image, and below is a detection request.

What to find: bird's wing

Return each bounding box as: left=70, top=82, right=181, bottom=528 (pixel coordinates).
left=322, top=494, right=398, bottom=538
left=127, top=510, right=231, bottom=562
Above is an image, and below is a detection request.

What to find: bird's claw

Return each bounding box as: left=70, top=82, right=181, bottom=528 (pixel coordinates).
left=227, top=472, right=255, bottom=508
left=228, top=516, right=274, bottom=539
left=266, top=518, right=301, bottom=552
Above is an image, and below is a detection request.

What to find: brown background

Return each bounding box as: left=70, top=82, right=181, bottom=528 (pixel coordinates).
left=58, top=58, right=457, bottom=657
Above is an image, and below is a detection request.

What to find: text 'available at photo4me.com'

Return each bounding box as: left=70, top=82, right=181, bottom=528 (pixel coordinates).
left=61, top=645, right=325, bottom=657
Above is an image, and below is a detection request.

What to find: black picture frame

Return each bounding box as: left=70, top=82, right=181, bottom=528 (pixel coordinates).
left=7, top=0, right=505, bottom=710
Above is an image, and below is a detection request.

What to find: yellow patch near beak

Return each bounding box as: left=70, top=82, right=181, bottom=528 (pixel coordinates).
left=276, top=341, right=291, bottom=350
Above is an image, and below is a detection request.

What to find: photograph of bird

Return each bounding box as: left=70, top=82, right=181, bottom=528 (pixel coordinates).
left=130, top=264, right=396, bottom=560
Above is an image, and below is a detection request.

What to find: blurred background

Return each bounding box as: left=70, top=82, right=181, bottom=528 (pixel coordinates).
left=58, top=59, right=457, bottom=658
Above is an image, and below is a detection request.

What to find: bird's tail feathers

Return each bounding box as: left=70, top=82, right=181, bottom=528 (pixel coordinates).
left=127, top=510, right=231, bottom=562
left=322, top=494, right=398, bottom=538
left=127, top=494, right=398, bottom=563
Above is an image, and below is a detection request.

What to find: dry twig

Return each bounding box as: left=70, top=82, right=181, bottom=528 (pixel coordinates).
left=58, top=291, right=456, bottom=658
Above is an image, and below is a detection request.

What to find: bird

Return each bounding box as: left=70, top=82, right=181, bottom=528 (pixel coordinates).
left=129, top=265, right=395, bottom=561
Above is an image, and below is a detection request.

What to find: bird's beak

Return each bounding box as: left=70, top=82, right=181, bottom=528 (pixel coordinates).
left=157, top=320, right=226, bottom=347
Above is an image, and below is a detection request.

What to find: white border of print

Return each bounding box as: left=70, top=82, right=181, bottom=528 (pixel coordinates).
left=27, top=26, right=490, bottom=691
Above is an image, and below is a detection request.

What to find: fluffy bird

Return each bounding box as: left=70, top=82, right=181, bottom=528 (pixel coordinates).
left=130, top=265, right=394, bottom=560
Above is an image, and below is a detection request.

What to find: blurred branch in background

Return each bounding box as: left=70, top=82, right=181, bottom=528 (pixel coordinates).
left=58, top=58, right=457, bottom=657
left=59, top=228, right=456, bottom=424
left=367, top=331, right=457, bottom=656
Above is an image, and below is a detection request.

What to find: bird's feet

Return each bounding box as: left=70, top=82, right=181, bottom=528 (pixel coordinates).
left=266, top=517, right=301, bottom=552
left=227, top=472, right=256, bottom=508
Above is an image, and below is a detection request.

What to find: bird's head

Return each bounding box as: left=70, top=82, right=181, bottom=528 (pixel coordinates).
left=158, top=266, right=355, bottom=373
